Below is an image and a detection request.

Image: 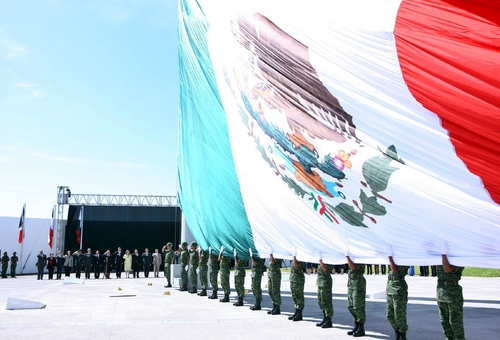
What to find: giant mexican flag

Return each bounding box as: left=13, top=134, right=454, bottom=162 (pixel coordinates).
left=177, top=0, right=500, bottom=268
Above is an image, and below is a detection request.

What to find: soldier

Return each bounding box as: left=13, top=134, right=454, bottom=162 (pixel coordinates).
left=316, top=256, right=334, bottom=328
left=179, top=242, right=189, bottom=291
left=249, top=249, right=265, bottom=310
left=219, top=247, right=231, bottom=302
left=10, top=252, right=19, bottom=278
left=1, top=252, right=9, bottom=278
left=346, top=250, right=366, bottom=337
left=437, top=241, right=465, bottom=340
left=208, top=247, right=219, bottom=299
left=267, top=251, right=282, bottom=315
left=387, top=245, right=409, bottom=340
left=188, top=242, right=199, bottom=294
left=289, top=250, right=305, bottom=321
left=233, top=249, right=246, bottom=306
left=198, top=247, right=209, bottom=296
left=162, top=242, right=175, bottom=287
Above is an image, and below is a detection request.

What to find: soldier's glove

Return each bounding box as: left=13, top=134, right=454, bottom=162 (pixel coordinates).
left=387, top=244, right=394, bottom=257
left=441, top=240, right=448, bottom=255
left=185, top=265, right=189, bottom=271
left=219, top=246, right=224, bottom=256
left=344, top=245, right=350, bottom=257
left=292, top=248, right=297, bottom=257
left=196, top=268, right=200, bottom=274
left=249, top=248, right=253, bottom=258
left=318, top=250, right=323, bottom=261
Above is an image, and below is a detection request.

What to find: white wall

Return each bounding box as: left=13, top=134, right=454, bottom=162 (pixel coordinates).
left=0, top=216, right=53, bottom=274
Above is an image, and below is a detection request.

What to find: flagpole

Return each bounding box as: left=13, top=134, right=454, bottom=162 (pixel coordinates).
left=79, top=205, right=84, bottom=250
left=20, top=203, right=25, bottom=274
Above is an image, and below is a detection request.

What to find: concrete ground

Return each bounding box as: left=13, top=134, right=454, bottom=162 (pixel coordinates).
left=0, top=271, right=498, bottom=340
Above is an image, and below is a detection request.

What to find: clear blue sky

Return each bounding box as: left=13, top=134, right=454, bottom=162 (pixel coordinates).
left=0, top=0, right=179, bottom=218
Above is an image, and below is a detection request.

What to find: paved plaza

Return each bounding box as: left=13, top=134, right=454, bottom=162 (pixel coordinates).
left=1, top=272, right=499, bottom=339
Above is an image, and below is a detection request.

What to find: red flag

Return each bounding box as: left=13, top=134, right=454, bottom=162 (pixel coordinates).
left=18, top=204, right=25, bottom=244
left=48, top=206, right=55, bottom=248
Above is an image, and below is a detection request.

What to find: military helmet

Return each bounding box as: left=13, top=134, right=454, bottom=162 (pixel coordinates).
left=181, top=241, right=188, bottom=247
left=190, top=241, right=198, bottom=248
left=167, top=242, right=173, bottom=247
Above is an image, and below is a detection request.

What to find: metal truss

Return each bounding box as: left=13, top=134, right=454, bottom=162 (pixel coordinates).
left=67, top=194, right=178, bottom=207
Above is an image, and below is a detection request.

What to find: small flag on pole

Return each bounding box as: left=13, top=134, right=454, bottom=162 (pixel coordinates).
left=48, top=206, right=55, bottom=248
left=18, top=204, right=26, bottom=244
left=76, top=206, right=83, bottom=245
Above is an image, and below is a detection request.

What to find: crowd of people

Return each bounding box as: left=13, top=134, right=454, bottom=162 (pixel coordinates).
left=1, top=241, right=464, bottom=340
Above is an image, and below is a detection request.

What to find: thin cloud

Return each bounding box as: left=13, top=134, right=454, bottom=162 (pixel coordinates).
left=0, top=157, right=13, bottom=164
left=16, top=81, right=38, bottom=88
left=32, top=90, right=44, bottom=98
left=2, top=39, right=29, bottom=62
left=104, top=161, right=148, bottom=169
left=32, top=151, right=87, bottom=164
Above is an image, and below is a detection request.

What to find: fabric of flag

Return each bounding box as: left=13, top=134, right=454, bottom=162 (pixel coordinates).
left=177, top=0, right=500, bottom=268
left=76, top=206, right=83, bottom=245
left=18, top=204, right=25, bottom=244
left=48, top=206, right=55, bottom=248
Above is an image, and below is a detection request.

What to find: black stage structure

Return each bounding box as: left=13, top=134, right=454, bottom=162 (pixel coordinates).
left=65, top=205, right=181, bottom=265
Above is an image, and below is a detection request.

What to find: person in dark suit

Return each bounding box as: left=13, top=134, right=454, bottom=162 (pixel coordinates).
left=132, top=249, right=141, bottom=278
left=36, top=250, right=47, bottom=280
left=55, top=251, right=65, bottom=279
left=113, top=247, right=124, bottom=278
left=142, top=248, right=152, bottom=278
left=102, top=250, right=111, bottom=279
left=72, top=250, right=84, bottom=279
left=83, top=248, right=93, bottom=279
left=93, top=250, right=102, bottom=279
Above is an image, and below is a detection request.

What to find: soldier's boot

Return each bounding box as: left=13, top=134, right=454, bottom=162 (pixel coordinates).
left=398, top=332, right=406, bottom=340
left=179, top=284, right=188, bottom=291
left=219, top=294, right=230, bottom=303
left=292, top=309, right=303, bottom=322
left=316, top=314, right=327, bottom=327
left=198, top=289, right=207, bottom=296
left=250, top=299, right=261, bottom=310
left=348, top=322, right=359, bottom=335
left=271, top=305, right=281, bottom=315
left=321, top=317, right=332, bottom=329
left=189, top=287, right=197, bottom=294
left=353, top=323, right=365, bottom=337
left=288, top=309, right=298, bottom=320
left=394, top=330, right=400, bottom=340
left=233, top=296, right=244, bottom=306
left=267, top=304, right=276, bottom=314
left=208, top=291, right=218, bottom=299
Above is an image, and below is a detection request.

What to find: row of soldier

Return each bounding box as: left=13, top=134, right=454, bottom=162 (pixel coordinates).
left=172, top=241, right=464, bottom=340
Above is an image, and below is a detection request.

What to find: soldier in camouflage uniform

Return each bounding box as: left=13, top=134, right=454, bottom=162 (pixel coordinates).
left=346, top=253, right=366, bottom=337
left=198, top=247, right=209, bottom=296
left=10, top=252, right=19, bottom=278
left=233, top=250, right=246, bottom=306
left=289, top=253, right=305, bottom=321
left=188, top=242, right=199, bottom=294
left=437, top=245, right=465, bottom=340
left=249, top=251, right=265, bottom=310
left=208, top=248, right=219, bottom=299
left=316, top=259, right=334, bottom=328
left=387, top=251, right=409, bottom=340
left=219, top=250, right=231, bottom=302
left=1, top=252, right=9, bottom=278
left=179, top=242, right=189, bottom=291
left=162, top=242, right=174, bottom=288
left=267, top=253, right=282, bottom=315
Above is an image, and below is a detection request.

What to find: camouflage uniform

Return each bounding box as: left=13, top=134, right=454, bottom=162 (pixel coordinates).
left=219, top=256, right=231, bottom=295
left=386, top=265, right=409, bottom=333
left=290, top=261, right=305, bottom=310
left=180, top=247, right=189, bottom=287
left=347, top=264, right=366, bottom=323
left=316, top=263, right=334, bottom=317
left=1, top=254, right=8, bottom=278
left=189, top=249, right=199, bottom=288
left=163, top=248, right=174, bottom=285
left=10, top=254, right=18, bottom=278
left=209, top=253, right=219, bottom=291
left=234, top=259, right=246, bottom=297
left=268, top=258, right=283, bottom=306
left=437, top=265, right=465, bottom=340
left=199, top=249, right=209, bottom=290
left=251, top=258, right=265, bottom=301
